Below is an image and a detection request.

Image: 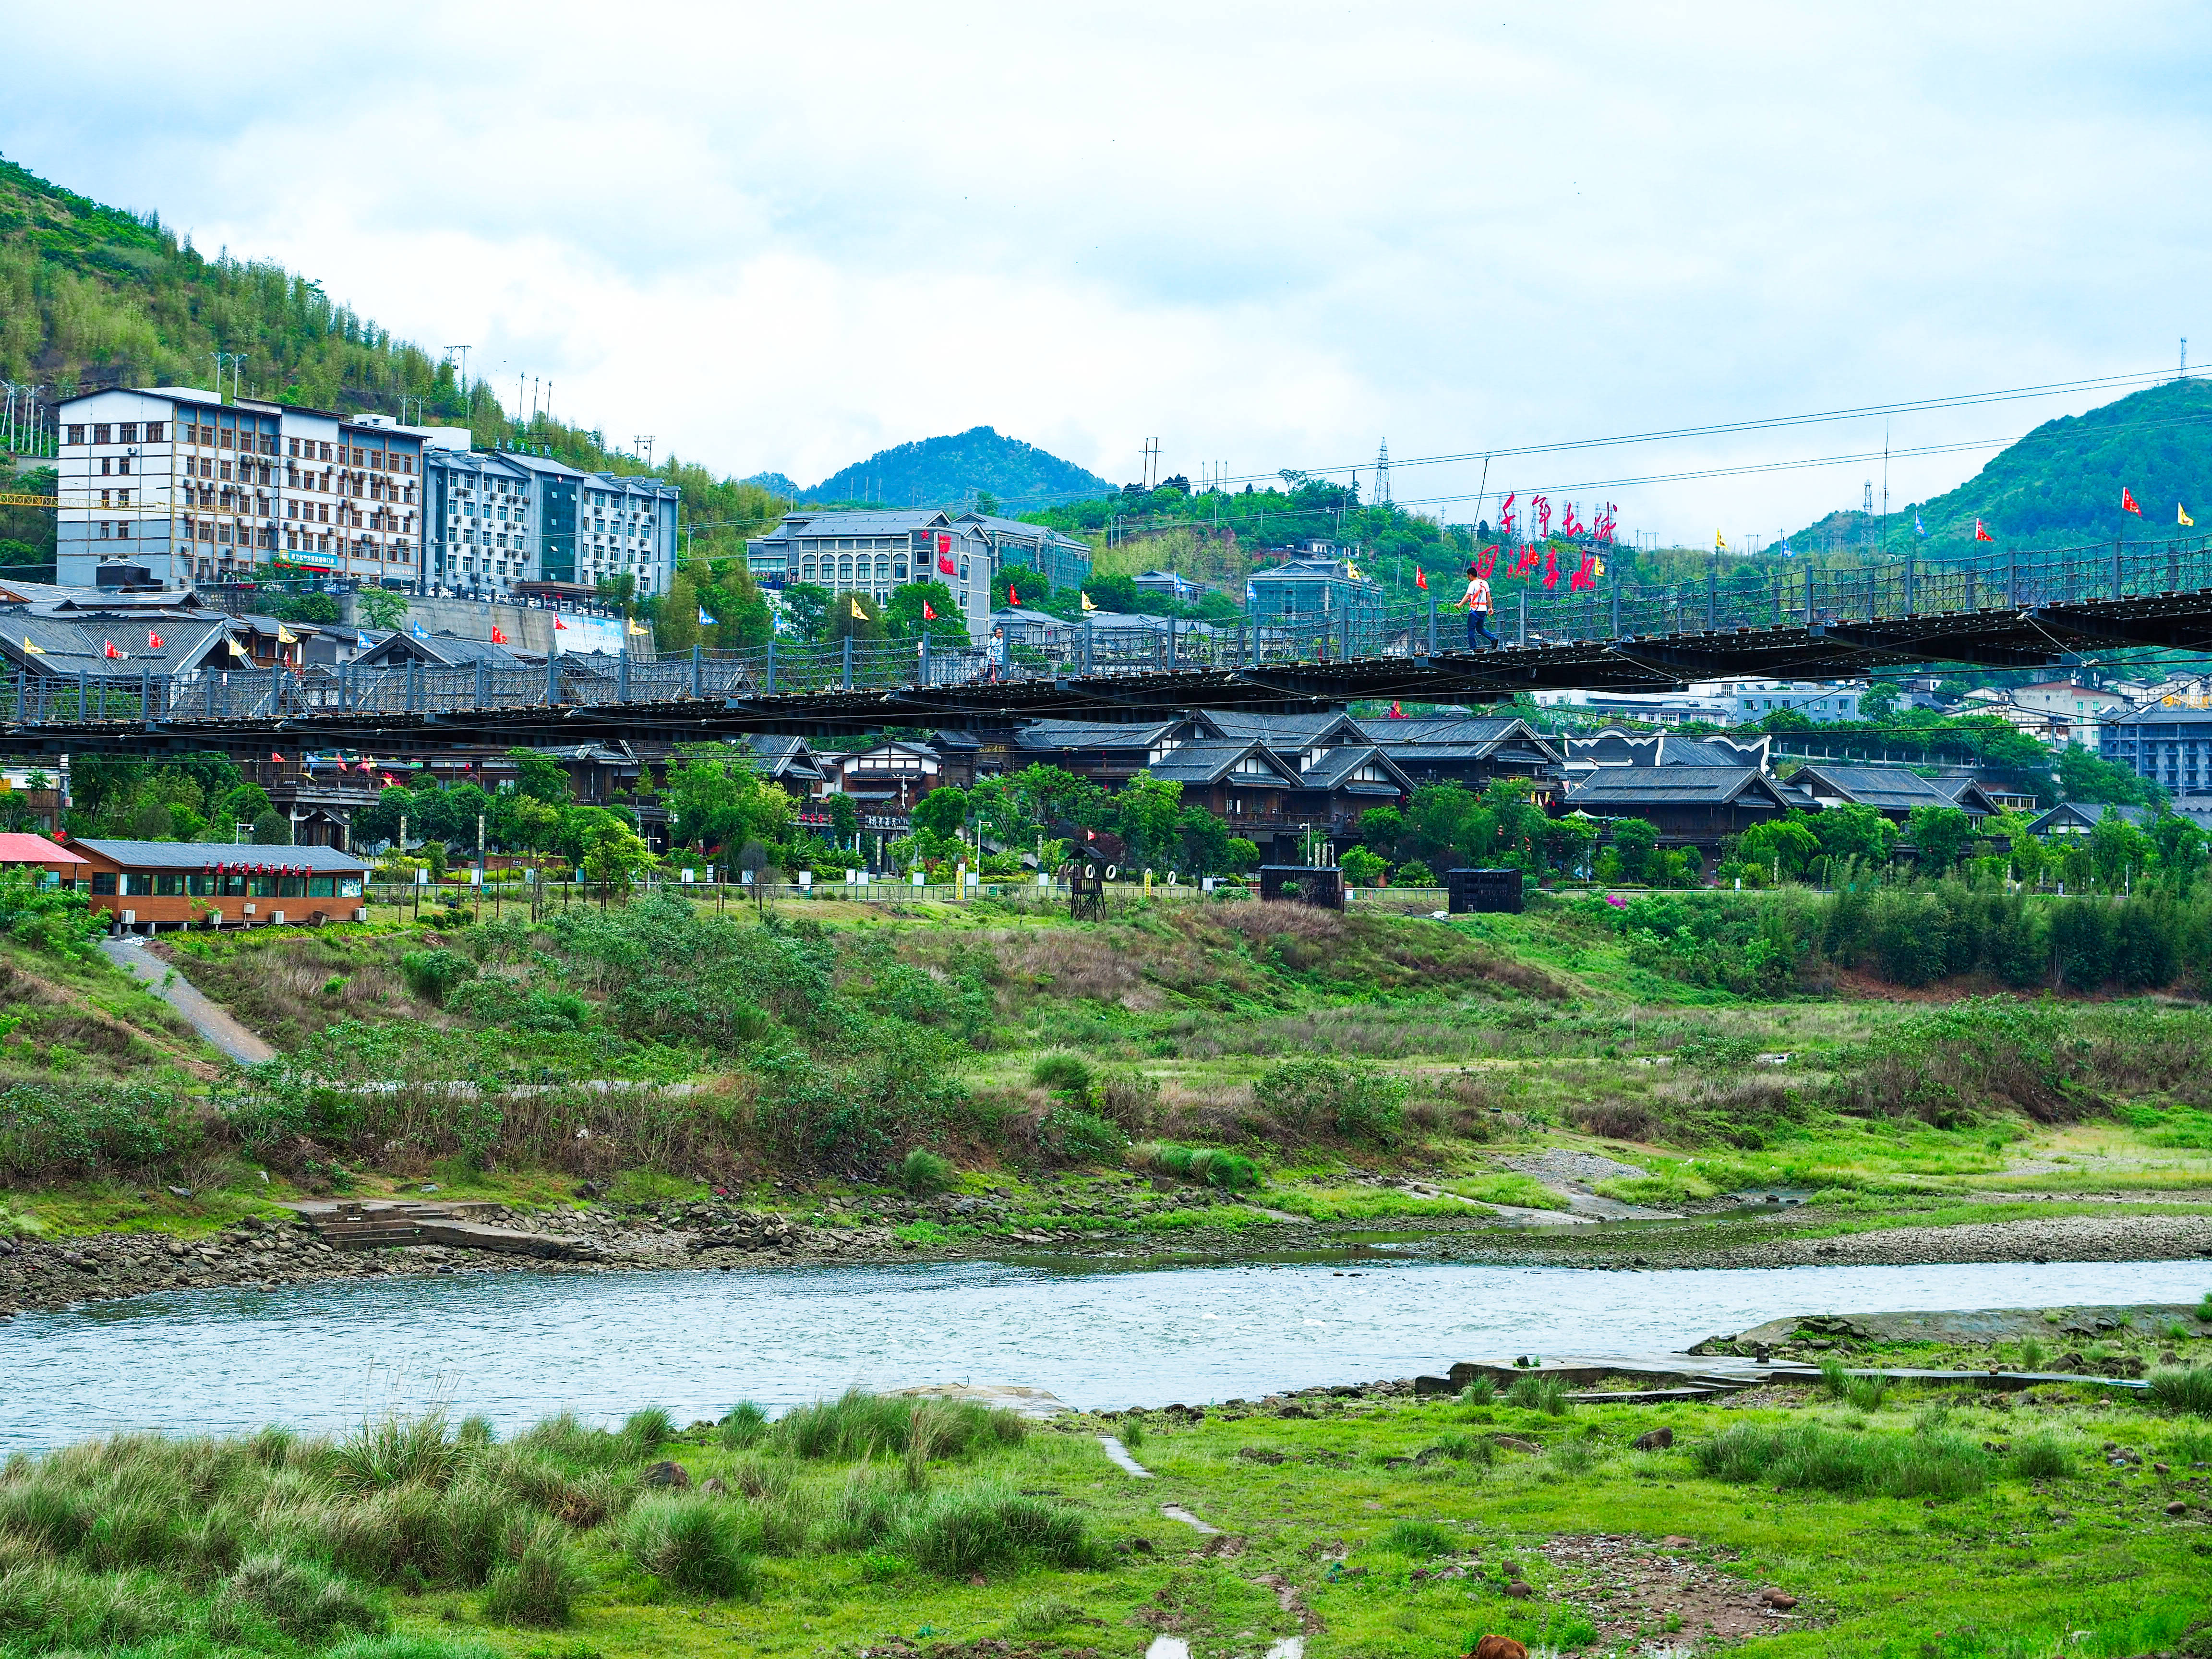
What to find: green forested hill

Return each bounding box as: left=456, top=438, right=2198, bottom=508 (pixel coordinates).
left=805, top=426, right=1113, bottom=511
left=0, top=152, right=792, bottom=608
left=1795, top=377, right=2212, bottom=555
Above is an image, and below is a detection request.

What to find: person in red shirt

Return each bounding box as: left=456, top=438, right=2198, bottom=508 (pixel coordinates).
left=1460, top=564, right=1496, bottom=650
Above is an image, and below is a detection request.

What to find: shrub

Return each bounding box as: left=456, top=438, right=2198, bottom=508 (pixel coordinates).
left=1043, top=1108, right=1124, bottom=1163
left=397, top=949, right=474, bottom=1005
left=1456, top=1377, right=1497, bottom=1406
left=1253, top=1058, right=1407, bottom=1142
left=2010, top=1436, right=2073, bottom=1479
left=894, top=1148, right=953, bottom=1195
left=1029, top=1050, right=1092, bottom=1095
left=718, top=1402, right=769, bottom=1450
left=897, top=1482, right=1102, bottom=1575
left=1817, top=1357, right=1850, bottom=1400
left=1380, top=1517, right=1454, bottom=1555
left=621, top=1496, right=758, bottom=1599
left=1506, top=1374, right=1569, bottom=1416
left=1135, top=1142, right=1260, bottom=1191
left=1090, top=1070, right=1160, bottom=1135
left=481, top=1517, right=579, bottom=1626
left=2148, top=1366, right=2212, bottom=1416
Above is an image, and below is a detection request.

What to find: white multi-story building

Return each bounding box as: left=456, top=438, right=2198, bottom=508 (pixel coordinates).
left=421, top=445, right=676, bottom=600
left=744, top=509, right=997, bottom=643
left=55, top=388, right=424, bottom=589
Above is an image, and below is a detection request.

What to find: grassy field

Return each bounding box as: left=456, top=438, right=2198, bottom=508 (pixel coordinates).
left=6, top=891, right=2212, bottom=1249
left=2, top=1375, right=2210, bottom=1659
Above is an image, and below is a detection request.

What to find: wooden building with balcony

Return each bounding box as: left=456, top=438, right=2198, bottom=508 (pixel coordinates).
left=67, top=839, right=370, bottom=931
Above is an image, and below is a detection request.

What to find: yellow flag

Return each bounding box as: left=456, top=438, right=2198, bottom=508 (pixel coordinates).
left=276, top=625, right=298, bottom=645
left=1715, top=529, right=1728, bottom=552
left=1593, top=554, right=1606, bottom=577
left=22, top=636, right=45, bottom=655
left=1080, top=591, right=1097, bottom=613
left=850, top=597, right=866, bottom=619
left=628, top=616, right=648, bottom=635
left=2181, top=503, right=2195, bottom=527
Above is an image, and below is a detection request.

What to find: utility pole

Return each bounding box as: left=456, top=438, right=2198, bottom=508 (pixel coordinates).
left=634, top=436, right=654, bottom=467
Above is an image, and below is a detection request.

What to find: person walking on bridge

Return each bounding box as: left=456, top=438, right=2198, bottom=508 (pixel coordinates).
left=1459, top=564, right=1496, bottom=650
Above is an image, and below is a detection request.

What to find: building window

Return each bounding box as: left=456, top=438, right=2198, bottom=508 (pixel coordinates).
left=66, top=425, right=84, bottom=445
left=118, top=423, right=138, bottom=442
left=146, top=422, right=164, bottom=443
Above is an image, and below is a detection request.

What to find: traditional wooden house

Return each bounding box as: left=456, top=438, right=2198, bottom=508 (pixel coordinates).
left=1786, top=763, right=1998, bottom=823
left=67, top=839, right=369, bottom=931
left=1564, top=766, right=1796, bottom=852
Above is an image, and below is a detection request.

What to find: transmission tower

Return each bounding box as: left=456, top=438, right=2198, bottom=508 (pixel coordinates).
left=1142, top=438, right=1161, bottom=490
left=1375, top=438, right=1391, bottom=505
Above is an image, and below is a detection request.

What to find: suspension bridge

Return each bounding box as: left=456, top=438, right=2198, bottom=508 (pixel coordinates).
left=7, top=534, right=2212, bottom=759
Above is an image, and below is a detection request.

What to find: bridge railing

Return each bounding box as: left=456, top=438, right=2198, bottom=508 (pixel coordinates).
left=8, top=532, right=2211, bottom=726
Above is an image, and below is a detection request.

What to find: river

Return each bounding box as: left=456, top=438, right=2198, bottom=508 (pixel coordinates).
left=5, top=1254, right=2207, bottom=1449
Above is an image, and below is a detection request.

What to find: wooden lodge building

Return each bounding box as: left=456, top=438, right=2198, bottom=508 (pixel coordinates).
left=68, top=839, right=369, bottom=931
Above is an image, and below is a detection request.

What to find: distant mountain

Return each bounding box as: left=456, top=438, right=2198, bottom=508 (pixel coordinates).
left=802, top=426, right=1113, bottom=511
left=744, top=470, right=801, bottom=498
left=1791, top=377, right=2212, bottom=554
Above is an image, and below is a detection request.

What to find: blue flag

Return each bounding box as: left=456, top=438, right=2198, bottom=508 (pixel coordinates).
left=698, top=606, right=718, bottom=625
left=1779, top=536, right=1794, bottom=559
left=1914, top=509, right=1927, bottom=538
left=410, top=620, right=430, bottom=639
left=357, top=632, right=375, bottom=648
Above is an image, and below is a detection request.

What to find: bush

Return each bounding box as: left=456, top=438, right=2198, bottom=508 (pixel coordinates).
left=1029, top=1049, right=1092, bottom=1095
left=1136, top=1142, right=1260, bottom=1191
left=2148, top=1366, right=2212, bottom=1416
left=398, top=949, right=474, bottom=1005
left=1090, top=1070, right=1160, bottom=1135
left=1456, top=1376, right=1497, bottom=1406
left=1253, top=1058, right=1407, bottom=1142
left=894, top=1149, right=953, bottom=1195
left=1043, top=1107, right=1125, bottom=1163
left=621, top=1496, right=758, bottom=1599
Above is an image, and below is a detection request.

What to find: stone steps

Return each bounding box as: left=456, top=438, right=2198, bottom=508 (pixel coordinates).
left=284, top=1200, right=598, bottom=1261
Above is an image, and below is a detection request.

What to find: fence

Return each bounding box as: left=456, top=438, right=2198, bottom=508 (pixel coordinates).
left=12, top=531, right=2212, bottom=727
left=361, top=876, right=1455, bottom=914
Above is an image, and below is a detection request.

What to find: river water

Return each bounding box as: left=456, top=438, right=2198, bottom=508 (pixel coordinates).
left=6, top=1255, right=2207, bottom=1449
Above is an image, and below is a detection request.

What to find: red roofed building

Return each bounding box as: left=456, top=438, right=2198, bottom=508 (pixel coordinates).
left=0, top=833, right=87, bottom=887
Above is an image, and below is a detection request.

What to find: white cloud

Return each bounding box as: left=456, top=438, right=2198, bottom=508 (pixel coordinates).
left=7, top=0, right=2211, bottom=536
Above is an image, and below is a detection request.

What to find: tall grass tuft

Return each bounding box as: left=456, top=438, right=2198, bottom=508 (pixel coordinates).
left=1845, top=1376, right=1891, bottom=1413
left=1506, top=1374, right=1570, bottom=1416
left=1696, top=1421, right=1988, bottom=1499
left=332, top=1412, right=460, bottom=1493
left=2009, top=1435, right=2073, bottom=1479
left=619, top=1408, right=673, bottom=1455
left=216, top=1552, right=385, bottom=1642
left=718, top=1402, right=769, bottom=1450
left=1817, top=1357, right=1850, bottom=1400
left=895, top=1149, right=953, bottom=1195
left=896, top=1482, right=1102, bottom=1576
left=1030, top=1050, right=1093, bottom=1095
left=2018, top=1337, right=2047, bottom=1371
left=770, top=1390, right=1025, bottom=1463
left=2147, top=1366, right=2212, bottom=1416
left=621, top=1495, right=759, bottom=1599
left=1380, top=1517, right=1454, bottom=1555
left=1457, top=1376, right=1497, bottom=1407
left=480, top=1516, right=579, bottom=1627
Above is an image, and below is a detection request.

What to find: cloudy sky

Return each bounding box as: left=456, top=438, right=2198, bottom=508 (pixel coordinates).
left=6, top=1, right=2208, bottom=541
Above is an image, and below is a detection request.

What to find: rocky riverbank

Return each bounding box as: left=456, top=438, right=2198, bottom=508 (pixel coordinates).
left=4, top=1196, right=2211, bottom=1319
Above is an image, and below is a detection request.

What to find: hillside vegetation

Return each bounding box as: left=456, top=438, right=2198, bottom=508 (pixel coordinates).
left=804, top=426, right=1114, bottom=513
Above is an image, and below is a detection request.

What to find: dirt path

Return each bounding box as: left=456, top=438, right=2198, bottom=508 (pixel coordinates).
left=98, top=936, right=275, bottom=1066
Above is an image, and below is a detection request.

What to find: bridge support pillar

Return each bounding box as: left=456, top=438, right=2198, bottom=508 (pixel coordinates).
left=1904, top=553, right=1916, bottom=616
left=2114, top=541, right=2125, bottom=601
left=1426, top=597, right=1436, bottom=654
left=1517, top=589, right=1528, bottom=648
left=766, top=638, right=777, bottom=695
left=617, top=649, right=629, bottom=702
left=546, top=653, right=560, bottom=706
left=1706, top=558, right=1717, bottom=630
left=475, top=661, right=488, bottom=709
left=842, top=636, right=853, bottom=690
left=691, top=644, right=702, bottom=698
left=1805, top=566, right=1815, bottom=625
left=919, top=631, right=930, bottom=687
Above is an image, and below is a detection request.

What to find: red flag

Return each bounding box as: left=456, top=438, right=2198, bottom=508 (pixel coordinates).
left=103, top=639, right=120, bottom=659
left=922, top=599, right=937, bottom=620
left=1974, top=519, right=1994, bottom=541
left=1389, top=700, right=1404, bottom=718
left=553, top=616, right=568, bottom=630
left=271, top=751, right=285, bottom=765
left=2122, top=486, right=2143, bottom=516
left=1414, top=566, right=1428, bottom=590
left=936, top=532, right=951, bottom=555
left=1008, top=583, right=1018, bottom=605
left=147, top=630, right=164, bottom=649
left=1541, top=546, right=1560, bottom=589
left=490, top=625, right=508, bottom=645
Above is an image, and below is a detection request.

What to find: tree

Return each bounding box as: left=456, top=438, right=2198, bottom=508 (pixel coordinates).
left=828, top=592, right=887, bottom=644
left=1358, top=804, right=1404, bottom=857
left=2058, top=741, right=2156, bottom=805
left=1176, top=806, right=1233, bottom=876
left=357, top=588, right=409, bottom=630
left=1906, top=805, right=1974, bottom=872
left=1813, top=802, right=1897, bottom=867
left=1009, top=764, right=1103, bottom=834
left=1226, top=837, right=1261, bottom=874
left=505, top=748, right=572, bottom=806
left=882, top=580, right=968, bottom=646
left=2150, top=811, right=2207, bottom=887
left=828, top=792, right=860, bottom=849
left=1340, top=846, right=1387, bottom=887
left=1542, top=813, right=1599, bottom=880
left=663, top=752, right=789, bottom=854
left=1737, top=815, right=1820, bottom=880
left=657, top=569, right=701, bottom=653
left=2089, top=809, right=2152, bottom=889
left=1115, top=774, right=1185, bottom=870
left=1608, top=816, right=1658, bottom=881
left=582, top=815, right=656, bottom=902
left=780, top=582, right=834, bottom=643
left=1860, top=684, right=1900, bottom=724
left=911, top=784, right=970, bottom=841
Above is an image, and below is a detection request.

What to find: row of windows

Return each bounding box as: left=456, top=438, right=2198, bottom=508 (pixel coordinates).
left=800, top=555, right=914, bottom=585
left=68, top=422, right=167, bottom=444
left=92, top=872, right=361, bottom=898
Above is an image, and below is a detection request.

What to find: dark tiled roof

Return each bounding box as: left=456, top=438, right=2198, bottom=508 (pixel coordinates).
left=2029, top=801, right=2156, bottom=832
left=1567, top=766, right=1787, bottom=807
left=1144, top=741, right=1303, bottom=787
left=1298, top=744, right=1413, bottom=794
left=0, top=613, right=240, bottom=674
left=1199, top=709, right=1362, bottom=748
left=70, top=838, right=369, bottom=872
left=1791, top=764, right=1961, bottom=810
left=1015, top=719, right=1186, bottom=751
